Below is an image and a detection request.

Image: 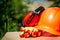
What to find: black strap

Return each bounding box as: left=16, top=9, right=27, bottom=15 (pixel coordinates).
left=35, top=6, right=45, bottom=12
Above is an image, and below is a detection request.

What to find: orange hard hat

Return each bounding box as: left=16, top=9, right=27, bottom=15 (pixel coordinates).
left=35, top=7, right=60, bottom=35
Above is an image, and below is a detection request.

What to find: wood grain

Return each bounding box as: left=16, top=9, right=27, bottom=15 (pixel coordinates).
left=2, top=32, right=60, bottom=40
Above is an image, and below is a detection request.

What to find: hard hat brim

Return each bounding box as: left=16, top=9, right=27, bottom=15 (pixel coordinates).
left=35, top=25, right=60, bottom=35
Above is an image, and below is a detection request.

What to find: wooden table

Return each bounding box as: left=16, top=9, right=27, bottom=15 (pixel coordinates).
left=2, top=32, right=60, bottom=40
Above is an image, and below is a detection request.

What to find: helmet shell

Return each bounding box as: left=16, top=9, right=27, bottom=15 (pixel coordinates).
left=36, top=7, right=60, bottom=35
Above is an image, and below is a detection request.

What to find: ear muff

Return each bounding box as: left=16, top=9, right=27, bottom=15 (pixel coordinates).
left=23, top=6, right=45, bottom=27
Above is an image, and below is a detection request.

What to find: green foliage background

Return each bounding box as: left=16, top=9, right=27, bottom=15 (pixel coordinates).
left=0, top=0, right=60, bottom=40
left=0, top=0, right=29, bottom=39
left=50, top=0, right=60, bottom=7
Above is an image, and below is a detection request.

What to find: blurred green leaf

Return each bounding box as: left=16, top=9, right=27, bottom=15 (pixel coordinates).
left=0, top=0, right=29, bottom=40
left=50, top=0, right=60, bottom=7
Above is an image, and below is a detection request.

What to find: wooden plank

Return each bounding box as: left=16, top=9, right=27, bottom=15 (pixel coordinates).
left=2, top=32, right=60, bottom=40
left=2, top=32, right=20, bottom=40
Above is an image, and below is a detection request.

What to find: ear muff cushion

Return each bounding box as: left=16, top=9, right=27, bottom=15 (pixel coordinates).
left=23, top=11, right=39, bottom=27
